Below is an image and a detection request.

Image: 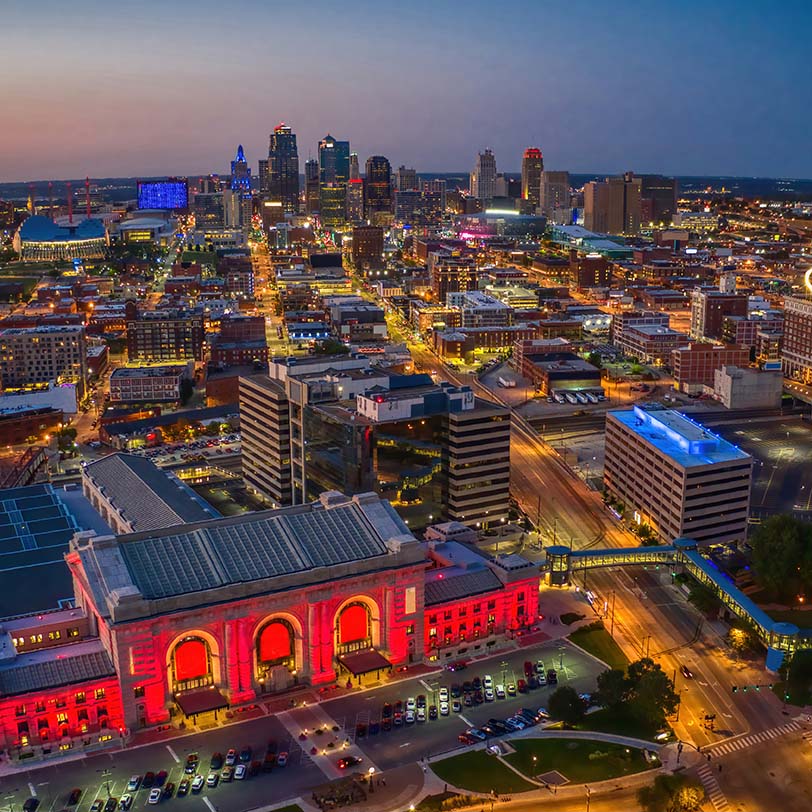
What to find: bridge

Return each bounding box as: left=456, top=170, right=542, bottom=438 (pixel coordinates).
left=545, top=538, right=806, bottom=671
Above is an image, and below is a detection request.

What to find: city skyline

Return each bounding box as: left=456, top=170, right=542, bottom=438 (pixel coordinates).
left=2, top=0, right=811, bottom=182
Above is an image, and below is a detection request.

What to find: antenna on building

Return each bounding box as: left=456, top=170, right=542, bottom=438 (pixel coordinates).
left=66, top=181, right=73, bottom=224
left=85, top=177, right=91, bottom=220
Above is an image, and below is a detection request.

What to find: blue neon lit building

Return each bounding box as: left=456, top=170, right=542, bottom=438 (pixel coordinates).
left=137, top=179, right=189, bottom=211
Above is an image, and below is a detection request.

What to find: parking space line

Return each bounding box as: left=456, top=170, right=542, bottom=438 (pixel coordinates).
left=459, top=714, right=473, bottom=727
left=203, top=798, right=217, bottom=812
left=165, top=745, right=180, bottom=763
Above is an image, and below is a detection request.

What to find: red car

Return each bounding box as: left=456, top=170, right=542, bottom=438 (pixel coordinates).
left=523, top=661, right=534, bottom=678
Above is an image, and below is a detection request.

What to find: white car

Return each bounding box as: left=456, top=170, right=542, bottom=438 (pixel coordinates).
left=484, top=688, right=495, bottom=702
left=483, top=675, right=494, bottom=690
left=406, top=697, right=416, bottom=712
left=234, top=764, right=246, bottom=780
left=119, top=795, right=133, bottom=811
left=191, top=775, right=205, bottom=793
left=206, top=773, right=219, bottom=788
left=440, top=701, right=450, bottom=716
left=417, top=707, right=426, bottom=723
left=147, top=788, right=161, bottom=805
left=404, top=710, right=416, bottom=724
left=495, top=684, right=506, bottom=699
left=439, top=687, right=449, bottom=703
left=225, top=748, right=237, bottom=766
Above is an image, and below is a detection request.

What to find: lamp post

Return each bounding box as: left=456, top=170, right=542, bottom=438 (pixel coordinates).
left=585, top=784, right=591, bottom=812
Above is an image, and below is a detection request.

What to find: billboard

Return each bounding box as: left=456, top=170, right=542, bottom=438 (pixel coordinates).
left=137, top=179, right=189, bottom=211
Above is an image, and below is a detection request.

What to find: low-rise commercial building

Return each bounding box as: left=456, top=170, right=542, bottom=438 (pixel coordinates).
left=109, top=365, right=191, bottom=403
left=671, top=342, right=751, bottom=394
left=713, top=365, right=783, bottom=410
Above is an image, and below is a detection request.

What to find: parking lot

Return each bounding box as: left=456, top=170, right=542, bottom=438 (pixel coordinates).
left=0, top=641, right=604, bottom=812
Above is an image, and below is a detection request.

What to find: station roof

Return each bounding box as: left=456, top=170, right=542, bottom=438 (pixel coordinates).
left=72, top=493, right=423, bottom=622
left=83, top=453, right=219, bottom=532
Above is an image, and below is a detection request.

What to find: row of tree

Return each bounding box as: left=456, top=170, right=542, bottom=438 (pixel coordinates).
left=750, top=514, right=812, bottom=604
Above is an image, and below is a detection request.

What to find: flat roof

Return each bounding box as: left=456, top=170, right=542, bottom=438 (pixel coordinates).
left=111, top=366, right=186, bottom=379
left=608, top=406, right=752, bottom=468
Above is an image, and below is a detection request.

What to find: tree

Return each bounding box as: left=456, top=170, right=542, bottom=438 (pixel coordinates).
left=626, top=658, right=679, bottom=727
left=750, top=514, right=812, bottom=603
left=587, top=351, right=603, bottom=369
left=638, top=774, right=704, bottom=812
left=314, top=338, right=350, bottom=356
left=594, top=668, right=629, bottom=709
left=547, top=686, right=586, bottom=725
left=686, top=581, right=722, bottom=616
left=179, top=378, right=195, bottom=405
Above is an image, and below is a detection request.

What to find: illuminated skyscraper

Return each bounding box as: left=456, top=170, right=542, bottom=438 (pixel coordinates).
left=541, top=171, right=570, bottom=219
left=364, top=155, right=392, bottom=218
left=267, top=123, right=300, bottom=214
left=470, top=149, right=496, bottom=205
left=319, top=135, right=350, bottom=225
left=230, top=145, right=251, bottom=192
left=346, top=179, right=364, bottom=222
left=396, top=165, right=418, bottom=191
left=521, top=148, right=543, bottom=210
left=349, top=153, right=360, bottom=181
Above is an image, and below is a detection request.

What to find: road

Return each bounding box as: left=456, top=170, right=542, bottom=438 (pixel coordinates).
left=0, top=641, right=598, bottom=812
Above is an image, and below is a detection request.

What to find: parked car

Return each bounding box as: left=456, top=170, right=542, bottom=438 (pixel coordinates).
left=118, top=796, right=133, bottom=811
left=221, top=766, right=234, bottom=783
left=239, top=746, right=252, bottom=763
left=429, top=704, right=438, bottom=719
left=546, top=669, right=558, bottom=685
left=210, top=752, right=224, bottom=770
left=495, top=684, right=506, bottom=699
left=154, top=771, right=167, bottom=788
left=438, top=687, right=449, bottom=703
left=126, top=777, right=140, bottom=793
left=177, top=780, right=190, bottom=797
left=234, top=764, right=247, bottom=780
left=517, top=679, right=528, bottom=693
left=338, top=756, right=363, bottom=769
left=206, top=774, right=219, bottom=788
left=225, top=749, right=237, bottom=766
left=68, top=790, right=82, bottom=807
left=142, top=773, right=156, bottom=789
left=90, top=801, right=103, bottom=812
left=276, top=752, right=288, bottom=767
left=162, top=784, right=174, bottom=800
left=191, top=776, right=205, bottom=793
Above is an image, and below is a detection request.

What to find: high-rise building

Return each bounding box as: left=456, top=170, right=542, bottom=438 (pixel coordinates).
left=125, top=306, right=204, bottom=363
left=319, top=135, right=350, bottom=226
left=640, top=175, right=678, bottom=227
left=346, top=178, right=365, bottom=222
left=364, top=155, right=393, bottom=218
left=0, top=325, right=87, bottom=391
left=267, top=123, right=300, bottom=214
left=230, top=145, right=251, bottom=192
left=423, top=179, right=447, bottom=215
left=470, top=149, right=497, bottom=204
left=540, top=171, right=570, bottom=219
left=319, top=134, right=350, bottom=186
left=396, top=166, right=418, bottom=191
left=239, top=375, right=292, bottom=507
left=223, top=189, right=252, bottom=229
left=304, top=158, right=320, bottom=214
left=604, top=406, right=752, bottom=546
left=584, top=172, right=641, bottom=234
left=429, top=251, right=478, bottom=303
left=521, top=148, right=543, bottom=210
left=349, top=153, right=360, bottom=181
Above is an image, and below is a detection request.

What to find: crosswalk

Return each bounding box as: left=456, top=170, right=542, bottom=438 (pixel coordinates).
left=697, top=763, right=729, bottom=812
left=708, top=719, right=802, bottom=757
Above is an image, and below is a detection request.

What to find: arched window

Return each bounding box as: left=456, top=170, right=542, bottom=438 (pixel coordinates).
left=256, top=620, right=294, bottom=666
left=339, top=603, right=371, bottom=646
left=173, top=637, right=210, bottom=686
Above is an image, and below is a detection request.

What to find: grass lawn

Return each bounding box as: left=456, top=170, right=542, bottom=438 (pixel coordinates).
left=560, top=612, right=586, bottom=625
left=430, top=750, right=536, bottom=794
left=568, top=622, right=629, bottom=671
left=181, top=249, right=218, bottom=265
left=506, top=738, right=655, bottom=783
left=575, top=707, right=664, bottom=741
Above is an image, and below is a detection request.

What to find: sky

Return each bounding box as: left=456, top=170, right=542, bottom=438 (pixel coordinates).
left=1, top=0, right=811, bottom=182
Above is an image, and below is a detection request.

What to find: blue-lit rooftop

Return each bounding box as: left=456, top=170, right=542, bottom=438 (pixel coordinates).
left=609, top=405, right=751, bottom=468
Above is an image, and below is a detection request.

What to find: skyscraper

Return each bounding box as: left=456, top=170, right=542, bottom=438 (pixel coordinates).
left=319, top=134, right=350, bottom=227
left=230, top=145, right=251, bottom=192
left=349, top=153, right=360, bottom=181
left=396, top=166, right=418, bottom=191
left=305, top=158, right=320, bottom=214
left=640, top=175, right=678, bottom=227
left=521, top=148, right=543, bottom=210
left=540, top=170, right=570, bottom=219
left=364, top=155, right=392, bottom=219
left=470, top=149, right=497, bottom=205
left=267, top=123, right=300, bottom=214
left=319, top=134, right=350, bottom=186
left=346, top=178, right=364, bottom=222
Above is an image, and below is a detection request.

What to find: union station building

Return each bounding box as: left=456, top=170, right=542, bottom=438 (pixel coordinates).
left=0, top=491, right=540, bottom=758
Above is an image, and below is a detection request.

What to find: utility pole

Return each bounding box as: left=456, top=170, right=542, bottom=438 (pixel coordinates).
left=610, top=591, right=616, bottom=637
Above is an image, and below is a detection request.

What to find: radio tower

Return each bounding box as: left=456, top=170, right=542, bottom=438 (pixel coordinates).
left=85, top=177, right=91, bottom=219
left=66, top=182, right=73, bottom=224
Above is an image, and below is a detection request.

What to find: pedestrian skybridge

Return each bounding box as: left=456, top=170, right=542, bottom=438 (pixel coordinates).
left=545, top=538, right=805, bottom=671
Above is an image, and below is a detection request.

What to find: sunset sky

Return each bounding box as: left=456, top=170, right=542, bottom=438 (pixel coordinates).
left=1, top=0, right=810, bottom=181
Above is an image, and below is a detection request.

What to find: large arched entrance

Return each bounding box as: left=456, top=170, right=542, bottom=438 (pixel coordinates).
left=254, top=616, right=301, bottom=693
left=167, top=632, right=228, bottom=722
left=333, top=598, right=390, bottom=685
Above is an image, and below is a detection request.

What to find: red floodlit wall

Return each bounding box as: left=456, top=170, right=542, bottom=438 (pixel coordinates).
left=0, top=674, right=125, bottom=752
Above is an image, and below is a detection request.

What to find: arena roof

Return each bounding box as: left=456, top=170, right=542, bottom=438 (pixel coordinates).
left=19, top=215, right=105, bottom=242
left=71, top=493, right=423, bottom=622
left=83, top=453, right=219, bottom=532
